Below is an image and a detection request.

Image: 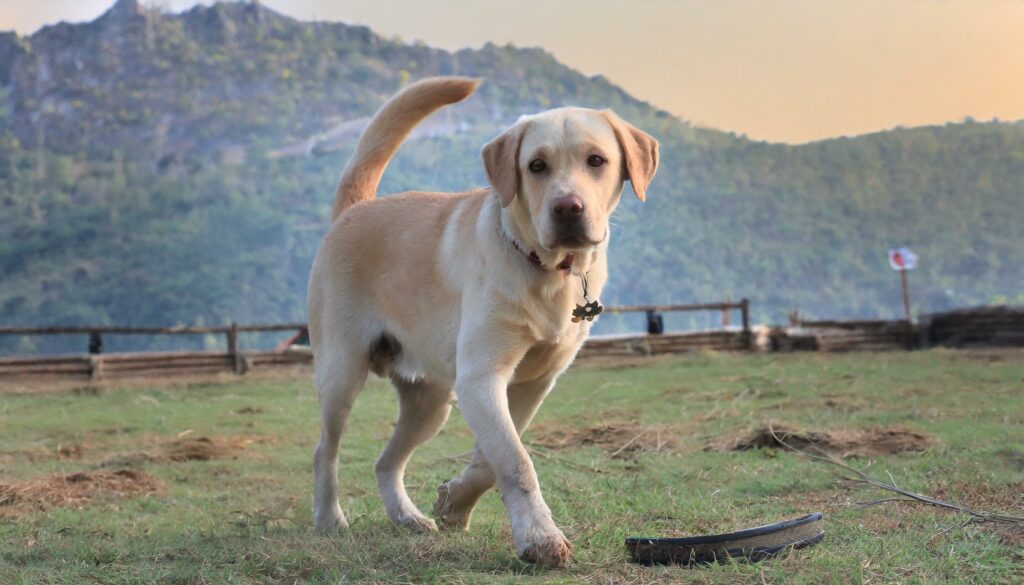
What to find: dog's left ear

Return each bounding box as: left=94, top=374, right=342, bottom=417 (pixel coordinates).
left=482, top=122, right=527, bottom=207
left=602, top=111, right=659, bottom=201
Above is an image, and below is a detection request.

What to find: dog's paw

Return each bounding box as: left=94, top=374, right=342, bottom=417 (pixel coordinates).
left=516, top=526, right=573, bottom=567
left=384, top=498, right=439, bottom=533
left=394, top=512, right=439, bottom=533
left=433, top=481, right=472, bottom=530
left=313, top=507, right=349, bottom=535
left=397, top=514, right=438, bottom=532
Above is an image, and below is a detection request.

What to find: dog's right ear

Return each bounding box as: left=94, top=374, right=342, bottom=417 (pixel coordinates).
left=482, top=123, right=527, bottom=208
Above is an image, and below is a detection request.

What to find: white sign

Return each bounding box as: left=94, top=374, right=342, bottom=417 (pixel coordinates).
left=888, top=247, right=918, bottom=271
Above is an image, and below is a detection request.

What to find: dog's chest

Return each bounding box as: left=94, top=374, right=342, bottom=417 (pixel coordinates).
left=521, top=290, right=581, bottom=342
left=518, top=267, right=607, bottom=340
left=506, top=257, right=608, bottom=381
left=513, top=327, right=587, bottom=383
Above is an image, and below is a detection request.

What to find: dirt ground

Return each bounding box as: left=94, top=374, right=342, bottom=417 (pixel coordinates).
left=707, top=423, right=935, bottom=457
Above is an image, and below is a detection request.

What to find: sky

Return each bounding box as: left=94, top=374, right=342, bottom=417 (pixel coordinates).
left=2, top=0, right=1022, bottom=144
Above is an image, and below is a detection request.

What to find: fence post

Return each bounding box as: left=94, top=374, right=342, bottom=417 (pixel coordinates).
left=227, top=323, right=244, bottom=374
left=721, top=299, right=732, bottom=328
left=740, top=298, right=751, bottom=350
left=89, top=355, right=104, bottom=381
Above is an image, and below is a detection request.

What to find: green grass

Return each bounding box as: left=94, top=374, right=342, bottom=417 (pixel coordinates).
left=1, top=350, right=1022, bottom=583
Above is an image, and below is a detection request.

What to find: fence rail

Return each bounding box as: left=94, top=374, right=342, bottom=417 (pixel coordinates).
left=0, top=323, right=308, bottom=335
left=604, top=300, right=747, bottom=313
left=0, top=349, right=311, bottom=382
left=0, top=302, right=750, bottom=350
left=3, top=304, right=1021, bottom=386
left=0, top=300, right=751, bottom=383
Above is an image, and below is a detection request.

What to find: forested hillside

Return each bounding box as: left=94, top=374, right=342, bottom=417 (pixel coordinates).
left=2, top=0, right=1022, bottom=354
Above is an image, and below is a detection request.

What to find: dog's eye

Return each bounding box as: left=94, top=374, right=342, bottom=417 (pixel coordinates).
left=587, top=155, right=605, bottom=168
left=528, top=159, right=547, bottom=173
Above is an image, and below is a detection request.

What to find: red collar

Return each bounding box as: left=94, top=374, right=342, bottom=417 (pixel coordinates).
left=509, top=238, right=575, bottom=275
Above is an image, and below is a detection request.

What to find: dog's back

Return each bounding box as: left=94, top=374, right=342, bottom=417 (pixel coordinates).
left=310, top=77, right=484, bottom=385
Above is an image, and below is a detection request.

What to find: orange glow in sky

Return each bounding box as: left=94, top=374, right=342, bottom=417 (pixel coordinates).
left=3, top=0, right=1022, bottom=143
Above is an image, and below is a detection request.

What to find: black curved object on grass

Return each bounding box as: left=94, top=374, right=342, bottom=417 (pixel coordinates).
left=626, top=512, right=825, bottom=565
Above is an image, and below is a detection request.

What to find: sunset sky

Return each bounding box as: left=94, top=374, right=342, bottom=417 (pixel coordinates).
left=2, top=0, right=1022, bottom=143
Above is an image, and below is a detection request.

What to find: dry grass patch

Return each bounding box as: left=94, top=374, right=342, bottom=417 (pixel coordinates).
left=102, top=434, right=269, bottom=466
left=0, top=469, right=163, bottom=517
left=929, top=481, right=1023, bottom=512
left=707, top=423, right=935, bottom=457
left=929, top=480, right=1024, bottom=546
left=2, top=432, right=270, bottom=468
left=1, top=442, right=88, bottom=464
left=529, top=419, right=681, bottom=459
left=162, top=436, right=258, bottom=461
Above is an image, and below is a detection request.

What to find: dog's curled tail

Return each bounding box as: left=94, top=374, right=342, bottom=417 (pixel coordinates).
left=332, top=76, right=480, bottom=220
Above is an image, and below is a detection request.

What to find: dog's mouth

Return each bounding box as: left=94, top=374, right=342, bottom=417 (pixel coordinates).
left=556, top=235, right=589, bottom=248
left=549, top=232, right=605, bottom=251
left=556, top=254, right=575, bottom=275
left=548, top=223, right=608, bottom=251
left=544, top=231, right=602, bottom=275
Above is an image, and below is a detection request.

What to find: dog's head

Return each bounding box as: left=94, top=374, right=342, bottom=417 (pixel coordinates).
left=483, top=108, right=658, bottom=255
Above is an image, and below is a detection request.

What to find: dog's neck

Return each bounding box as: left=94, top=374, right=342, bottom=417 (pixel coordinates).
left=500, top=204, right=596, bottom=277
left=508, top=237, right=576, bottom=275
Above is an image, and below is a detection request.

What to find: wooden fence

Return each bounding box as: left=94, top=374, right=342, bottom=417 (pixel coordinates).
left=0, top=349, right=314, bottom=381
left=923, top=306, right=1024, bottom=348
left=3, top=303, right=1020, bottom=385
left=794, top=319, right=915, bottom=352
left=764, top=305, right=1024, bottom=352
left=0, top=300, right=751, bottom=382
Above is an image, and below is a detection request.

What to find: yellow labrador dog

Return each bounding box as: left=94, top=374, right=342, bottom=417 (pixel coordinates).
left=308, top=77, right=657, bottom=566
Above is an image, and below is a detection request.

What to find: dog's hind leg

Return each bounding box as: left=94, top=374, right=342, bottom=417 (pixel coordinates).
left=312, top=351, right=369, bottom=534
left=433, top=376, right=554, bottom=530
left=376, top=376, right=453, bottom=532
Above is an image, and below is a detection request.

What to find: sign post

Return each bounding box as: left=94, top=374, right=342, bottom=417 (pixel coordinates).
left=900, top=269, right=911, bottom=323
left=887, top=247, right=918, bottom=322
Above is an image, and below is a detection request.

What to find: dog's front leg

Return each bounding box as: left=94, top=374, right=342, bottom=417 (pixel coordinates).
left=453, top=330, right=572, bottom=567
left=434, top=375, right=559, bottom=530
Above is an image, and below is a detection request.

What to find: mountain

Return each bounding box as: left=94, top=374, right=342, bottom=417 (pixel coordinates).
left=2, top=0, right=1022, bottom=355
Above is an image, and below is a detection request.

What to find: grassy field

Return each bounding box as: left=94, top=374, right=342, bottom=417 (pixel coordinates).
left=1, top=350, right=1022, bottom=584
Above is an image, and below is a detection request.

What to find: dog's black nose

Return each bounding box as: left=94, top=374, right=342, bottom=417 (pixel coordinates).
left=552, top=195, right=584, bottom=221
